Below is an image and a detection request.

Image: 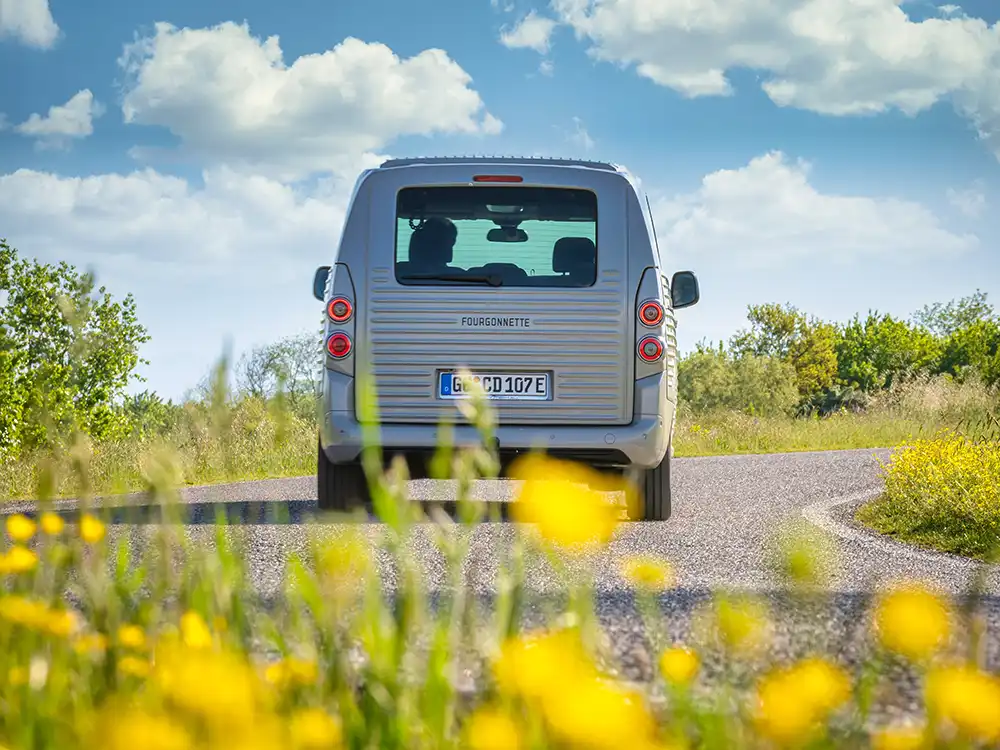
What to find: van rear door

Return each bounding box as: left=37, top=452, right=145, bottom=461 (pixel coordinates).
left=359, top=165, right=634, bottom=426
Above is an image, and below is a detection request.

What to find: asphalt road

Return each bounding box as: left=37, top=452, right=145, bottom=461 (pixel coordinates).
left=6, top=447, right=999, bottom=716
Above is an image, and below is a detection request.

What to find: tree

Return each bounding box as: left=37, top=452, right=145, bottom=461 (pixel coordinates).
left=912, top=290, right=994, bottom=338
left=835, top=312, right=939, bottom=392
left=729, top=303, right=839, bottom=401
left=235, top=332, right=322, bottom=415
left=678, top=347, right=800, bottom=417
left=0, top=240, right=150, bottom=457
left=936, top=318, right=1000, bottom=386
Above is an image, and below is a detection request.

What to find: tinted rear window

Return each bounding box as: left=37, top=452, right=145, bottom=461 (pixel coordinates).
left=394, top=186, right=597, bottom=288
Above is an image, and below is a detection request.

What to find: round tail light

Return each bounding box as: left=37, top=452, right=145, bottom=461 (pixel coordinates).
left=327, top=296, right=353, bottom=323
left=326, top=332, right=352, bottom=359
left=637, top=336, right=663, bottom=362
left=639, top=300, right=664, bottom=327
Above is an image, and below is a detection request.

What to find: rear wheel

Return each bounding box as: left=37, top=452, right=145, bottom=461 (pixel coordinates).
left=635, top=450, right=671, bottom=521
left=317, top=439, right=370, bottom=513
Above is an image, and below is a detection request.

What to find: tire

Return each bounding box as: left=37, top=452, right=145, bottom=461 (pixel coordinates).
left=637, top=450, right=671, bottom=521
left=317, top=439, right=370, bottom=513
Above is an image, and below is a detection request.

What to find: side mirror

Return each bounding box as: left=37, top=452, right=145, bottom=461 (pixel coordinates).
left=313, top=266, right=331, bottom=301
left=670, top=270, right=700, bottom=309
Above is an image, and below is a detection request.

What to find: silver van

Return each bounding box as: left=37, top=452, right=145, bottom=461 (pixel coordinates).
left=312, top=156, right=700, bottom=521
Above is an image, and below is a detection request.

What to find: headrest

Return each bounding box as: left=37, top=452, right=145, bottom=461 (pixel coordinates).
left=408, top=217, right=457, bottom=266
left=552, top=237, right=596, bottom=273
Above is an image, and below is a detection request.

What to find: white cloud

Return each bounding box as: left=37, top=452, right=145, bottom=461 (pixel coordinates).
left=946, top=182, right=987, bottom=217
left=0, top=167, right=360, bottom=272
left=652, top=151, right=977, bottom=268
left=0, top=0, right=58, bottom=48
left=539, top=59, right=555, bottom=76
left=116, top=21, right=503, bottom=180
left=548, top=0, right=1000, bottom=161
left=937, top=4, right=962, bottom=17
left=500, top=10, right=558, bottom=53
left=15, top=89, right=104, bottom=149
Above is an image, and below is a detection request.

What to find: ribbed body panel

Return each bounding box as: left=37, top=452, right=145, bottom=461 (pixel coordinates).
left=366, top=266, right=632, bottom=425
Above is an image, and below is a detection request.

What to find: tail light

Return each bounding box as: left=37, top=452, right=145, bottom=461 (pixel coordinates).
left=326, top=332, right=352, bottom=359
left=473, top=175, right=523, bottom=183
left=327, top=296, right=353, bottom=323
left=637, top=336, right=663, bottom=362
left=638, top=300, right=664, bottom=327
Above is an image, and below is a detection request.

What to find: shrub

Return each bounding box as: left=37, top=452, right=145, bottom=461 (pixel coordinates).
left=678, top=348, right=800, bottom=417
left=857, top=430, right=1000, bottom=559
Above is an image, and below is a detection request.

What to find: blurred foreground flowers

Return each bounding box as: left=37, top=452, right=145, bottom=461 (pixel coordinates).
left=0, top=377, right=996, bottom=750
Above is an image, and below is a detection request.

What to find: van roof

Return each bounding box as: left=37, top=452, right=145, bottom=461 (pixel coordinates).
left=377, top=155, right=627, bottom=174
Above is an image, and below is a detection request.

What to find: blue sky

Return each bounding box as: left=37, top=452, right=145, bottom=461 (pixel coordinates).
left=1, top=0, right=998, bottom=400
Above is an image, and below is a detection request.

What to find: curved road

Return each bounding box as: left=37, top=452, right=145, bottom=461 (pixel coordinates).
left=7, top=447, right=999, bottom=702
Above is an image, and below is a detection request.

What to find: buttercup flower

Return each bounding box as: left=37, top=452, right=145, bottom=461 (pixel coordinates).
left=543, top=674, right=656, bottom=749
left=103, top=708, right=192, bottom=750
left=288, top=708, right=343, bottom=750
left=39, top=512, right=64, bottom=536
left=0, top=546, right=38, bottom=575
left=79, top=514, right=105, bottom=544
left=925, top=664, right=1000, bottom=744
left=871, top=724, right=927, bottom=750
left=117, top=624, right=147, bottom=650
left=179, top=611, right=212, bottom=649
left=493, top=628, right=594, bottom=701
left=754, top=658, right=851, bottom=744
left=659, top=646, right=700, bottom=687
left=622, top=555, right=675, bottom=591
left=465, top=707, right=522, bottom=750
left=874, top=582, right=951, bottom=662
left=510, top=454, right=623, bottom=550
left=5, top=514, right=36, bottom=543
left=118, top=656, right=151, bottom=678
left=714, top=596, right=768, bottom=653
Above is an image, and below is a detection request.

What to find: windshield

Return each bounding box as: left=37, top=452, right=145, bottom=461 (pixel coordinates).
left=394, top=186, right=598, bottom=288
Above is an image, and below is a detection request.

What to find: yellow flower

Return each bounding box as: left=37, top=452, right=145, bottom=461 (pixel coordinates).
left=8, top=666, right=27, bottom=686
left=79, top=514, right=105, bottom=544
left=5, top=514, right=36, bottom=543
left=925, top=664, right=1000, bottom=743
left=754, top=658, right=851, bottom=745
left=154, top=645, right=266, bottom=728
left=179, top=611, right=212, bottom=649
left=542, top=674, right=656, bottom=749
left=39, top=512, right=64, bottom=536
left=714, top=596, right=768, bottom=653
left=73, top=633, right=108, bottom=656
left=264, top=656, right=319, bottom=689
left=493, top=628, right=594, bottom=701
left=288, top=708, right=343, bottom=749
left=464, top=707, right=521, bottom=750
left=0, top=596, right=51, bottom=630
left=874, top=582, right=951, bottom=662
left=43, top=608, right=78, bottom=638
left=118, top=656, right=151, bottom=678
left=103, top=708, right=192, bottom=750
left=0, top=546, right=38, bottom=575
left=509, top=454, right=623, bottom=550
left=871, top=724, right=927, bottom=750
left=659, top=646, right=699, bottom=687
left=622, top=555, right=675, bottom=590
left=117, top=624, right=147, bottom=650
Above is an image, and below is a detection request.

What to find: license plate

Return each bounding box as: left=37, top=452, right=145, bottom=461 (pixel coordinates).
left=438, top=371, right=550, bottom=400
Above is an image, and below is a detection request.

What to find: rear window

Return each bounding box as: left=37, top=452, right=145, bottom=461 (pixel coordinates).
left=394, top=186, right=597, bottom=288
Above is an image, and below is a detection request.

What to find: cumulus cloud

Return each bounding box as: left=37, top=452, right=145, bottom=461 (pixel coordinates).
left=651, top=151, right=977, bottom=268
left=15, top=89, right=104, bottom=149
left=545, top=0, right=1000, bottom=160
left=0, top=166, right=360, bottom=274
left=116, top=21, right=503, bottom=180
left=0, top=0, right=58, bottom=48
left=500, top=10, right=558, bottom=53
left=946, top=182, right=987, bottom=217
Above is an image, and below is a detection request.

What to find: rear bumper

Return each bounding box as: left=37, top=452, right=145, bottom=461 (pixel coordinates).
left=320, top=369, right=673, bottom=470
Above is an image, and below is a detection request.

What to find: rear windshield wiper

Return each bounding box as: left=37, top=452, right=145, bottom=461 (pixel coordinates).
left=402, top=273, right=504, bottom=287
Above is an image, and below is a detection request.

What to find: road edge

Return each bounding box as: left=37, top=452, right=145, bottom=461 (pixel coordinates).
left=801, top=490, right=980, bottom=569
